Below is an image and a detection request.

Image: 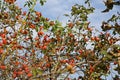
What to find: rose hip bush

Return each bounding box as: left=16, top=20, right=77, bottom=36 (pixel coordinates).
left=0, top=0, right=120, bottom=80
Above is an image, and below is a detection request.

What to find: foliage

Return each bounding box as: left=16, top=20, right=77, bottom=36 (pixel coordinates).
left=0, top=0, right=120, bottom=80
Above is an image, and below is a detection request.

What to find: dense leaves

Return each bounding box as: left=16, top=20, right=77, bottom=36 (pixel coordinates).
left=0, top=0, right=120, bottom=80
left=102, top=0, right=120, bottom=12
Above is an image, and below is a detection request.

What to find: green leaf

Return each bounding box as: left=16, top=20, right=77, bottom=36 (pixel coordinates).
left=87, top=9, right=94, bottom=14
left=101, top=50, right=107, bottom=55
left=106, top=54, right=112, bottom=59
left=35, top=26, right=39, bottom=32
left=40, top=0, right=46, bottom=6
left=32, top=68, right=37, bottom=76
left=0, top=0, right=2, bottom=9
left=32, top=68, right=43, bottom=76
left=55, top=20, right=62, bottom=26
left=108, top=15, right=116, bottom=22
left=37, top=69, right=43, bottom=75
left=85, top=0, right=89, bottom=4
left=64, top=14, right=69, bottom=17
left=91, top=72, right=100, bottom=78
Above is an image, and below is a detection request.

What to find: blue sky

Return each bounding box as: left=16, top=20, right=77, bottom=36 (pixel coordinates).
left=17, top=0, right=120, bottom=31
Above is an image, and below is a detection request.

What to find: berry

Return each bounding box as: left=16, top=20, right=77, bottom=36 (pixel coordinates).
left=0, top=65, right=7, bottom=70
left=68, top=22, right=74, bottom=28
left=67, top=64, right=73, bottom=71
left=27, top=73, right=32, bottom=77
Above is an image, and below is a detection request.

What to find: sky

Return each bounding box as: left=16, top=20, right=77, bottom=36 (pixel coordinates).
left=18, top=0, right=120, bottom=28
left=16, top=0, right=120, bottom=31
left=16, top=0, right=120, bottom=79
